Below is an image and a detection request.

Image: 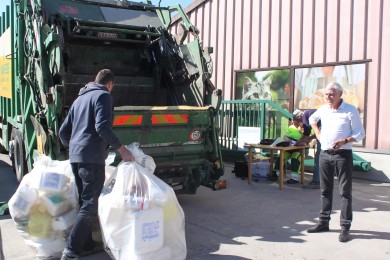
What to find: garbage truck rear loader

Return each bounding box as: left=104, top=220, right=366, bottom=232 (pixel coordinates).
left=0, top=0, right=225, bottom=194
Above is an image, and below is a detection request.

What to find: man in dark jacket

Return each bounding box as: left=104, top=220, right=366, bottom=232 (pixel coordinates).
left=59, top=69, right=133, bottom=260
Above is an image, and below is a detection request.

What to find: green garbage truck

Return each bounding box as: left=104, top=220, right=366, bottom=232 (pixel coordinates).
left=0, top=0, right=225, bottom=194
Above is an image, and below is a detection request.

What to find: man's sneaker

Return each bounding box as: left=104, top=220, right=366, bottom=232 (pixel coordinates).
left=61, top=254, right=80, bottom=260
left=307, top=223, right=330, bottom=233
left=303, top=180, right=320, bottom=189
left=339, top=229, right=350, bottom=242
left=286, top=179, right=299, bottom=184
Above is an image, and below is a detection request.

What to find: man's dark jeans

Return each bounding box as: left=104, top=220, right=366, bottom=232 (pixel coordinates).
left=319, top=149, right=353, bottom=230
left=64, top=163, right=105, bottom=257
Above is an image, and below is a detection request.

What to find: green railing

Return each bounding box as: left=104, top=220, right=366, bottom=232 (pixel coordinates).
left=217, top=100, right=292, bottom=159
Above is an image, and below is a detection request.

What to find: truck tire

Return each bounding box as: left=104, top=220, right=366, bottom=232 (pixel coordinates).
left=0, top=144, right=6, bottom=154
left=11, top=128, right=27, bottom=182
left=0, top=123, right=6, bottom=153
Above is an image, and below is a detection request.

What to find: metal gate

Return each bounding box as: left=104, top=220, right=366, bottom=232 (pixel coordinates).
left=217, top=100, right=291, bottom=154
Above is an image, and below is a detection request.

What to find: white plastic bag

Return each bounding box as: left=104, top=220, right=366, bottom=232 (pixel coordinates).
left=99, top=145, right=186, bottom=260
left=8, top=156, right=78, bottom=259
left=126, top=142, right=156, bottom=174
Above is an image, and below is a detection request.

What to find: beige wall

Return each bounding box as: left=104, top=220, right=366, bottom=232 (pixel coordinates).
left=171, top=0, right=390, bottom=152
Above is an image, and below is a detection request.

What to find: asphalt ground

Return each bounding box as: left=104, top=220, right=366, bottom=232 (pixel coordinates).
left=1, top=153, right=390, bottom=260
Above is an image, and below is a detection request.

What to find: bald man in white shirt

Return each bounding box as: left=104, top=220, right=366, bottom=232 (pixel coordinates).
left=307, top=82, right=365, bottom=243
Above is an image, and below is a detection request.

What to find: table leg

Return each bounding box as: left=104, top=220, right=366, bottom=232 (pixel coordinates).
left=300, top=148, right=305, bottom=184
left=280, top=150, right=284, bottom=190
left=248, top=146, right=252, bottom=184
left=269, top=149, right=274, bottom=177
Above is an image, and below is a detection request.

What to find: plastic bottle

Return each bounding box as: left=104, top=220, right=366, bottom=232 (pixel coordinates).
left=124, top=196, right=149, bottom=211
left=28, top=202, right=53, bottom=239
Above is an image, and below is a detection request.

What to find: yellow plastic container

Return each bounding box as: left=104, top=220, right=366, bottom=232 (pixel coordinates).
left=28, top=202, right=52, bottom=239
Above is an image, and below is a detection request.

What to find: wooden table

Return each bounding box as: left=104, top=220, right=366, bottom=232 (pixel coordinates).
left=246, top=144, right=309, bottom=190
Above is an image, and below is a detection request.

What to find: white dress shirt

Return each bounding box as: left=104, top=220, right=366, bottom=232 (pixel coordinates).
left=309, top=100, right=365, bottom=150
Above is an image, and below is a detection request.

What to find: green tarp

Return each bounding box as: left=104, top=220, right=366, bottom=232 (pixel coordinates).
left=304, top=152, right=371, bottom=172
left=352, top=153, right=372, bottom=172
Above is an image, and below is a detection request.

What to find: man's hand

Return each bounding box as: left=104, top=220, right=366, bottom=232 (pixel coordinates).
left=117, top=145, right=135, bottom=162
left=311, top=123, right=321, bottom=141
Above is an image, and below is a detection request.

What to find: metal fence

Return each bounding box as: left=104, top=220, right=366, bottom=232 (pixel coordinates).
left=217, top=100, right=292, bottom=152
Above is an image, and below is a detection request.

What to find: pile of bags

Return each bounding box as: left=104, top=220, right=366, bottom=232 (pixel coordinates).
left=8, top=156, right=78, bottom=258
left=8, top=143, right=187, bottom=260
left=99, top=143, right=187, bottom=260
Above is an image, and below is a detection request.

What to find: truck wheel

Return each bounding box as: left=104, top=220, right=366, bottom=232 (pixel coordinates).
left=0, top=124, right=6, bottom=153
left=0, top=143, right=6, bottom=154
left=11, top=129, right=27, bottom=182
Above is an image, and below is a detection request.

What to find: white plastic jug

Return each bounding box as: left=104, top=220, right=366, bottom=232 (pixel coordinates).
left=132, top=207, right=164, bottom=255
left=42, top=193, right=71, bottom=216
left=106, top=207, right=164, bottom=259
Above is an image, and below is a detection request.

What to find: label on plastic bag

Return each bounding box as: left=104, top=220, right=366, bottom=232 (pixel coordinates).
left=13, top=194, right=31, bottom=214
left=12, top=186, right=38, bottom=215
left=133, top=208, right=163, bottom=254
left=142, top=220, right=160, bottom=240
left=40, top=172, right=62, bottom=191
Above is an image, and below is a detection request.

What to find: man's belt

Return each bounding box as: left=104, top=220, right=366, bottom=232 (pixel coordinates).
left=323, top=149, right=348, bottom=155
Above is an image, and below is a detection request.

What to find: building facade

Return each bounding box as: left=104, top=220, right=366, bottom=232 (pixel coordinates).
left=171, top=0, right=390, bottom=181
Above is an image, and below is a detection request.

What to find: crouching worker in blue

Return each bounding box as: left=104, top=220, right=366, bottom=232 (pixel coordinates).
left=59, top=69, right=134, bottom=260
left=307, top=82, right=365, bottom=243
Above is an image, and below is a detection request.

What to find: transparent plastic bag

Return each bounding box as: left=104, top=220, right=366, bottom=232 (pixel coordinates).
left=99, top=145, right=186, bottom=260
left=8, top=156, right=78, bottom=259
left=126, top=142, right=156, bottom=174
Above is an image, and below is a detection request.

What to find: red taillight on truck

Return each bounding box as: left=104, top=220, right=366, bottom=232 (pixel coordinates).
left=113, top=115, right=143, bottom=126
left=151, top=114, right=189, bottom=125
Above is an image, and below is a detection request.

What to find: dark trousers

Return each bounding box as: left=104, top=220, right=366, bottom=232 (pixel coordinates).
left=64, top=163, right=105, bottom=257
left=319, top=150, right=353, bottom=230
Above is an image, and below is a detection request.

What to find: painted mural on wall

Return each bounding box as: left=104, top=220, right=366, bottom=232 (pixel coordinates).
left=235, top=69, right=291, bottom=110
left=294, top=64, right=366, bottom=115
